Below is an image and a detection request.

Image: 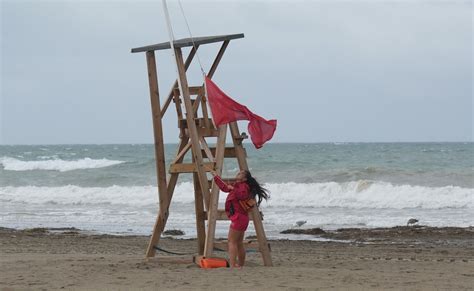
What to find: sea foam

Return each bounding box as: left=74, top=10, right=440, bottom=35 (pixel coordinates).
left=0, top=157, right=125, bottom=172
left=1, top=181, right=471, bottom=209
left=266, top=181, right=473, bottom=209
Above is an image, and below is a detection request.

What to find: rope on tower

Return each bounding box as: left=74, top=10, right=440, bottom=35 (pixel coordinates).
left=177, top=0, right=206, bottom=76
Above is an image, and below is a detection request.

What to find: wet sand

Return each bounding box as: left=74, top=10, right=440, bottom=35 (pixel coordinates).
left=1, top=226, right=473, bottom=290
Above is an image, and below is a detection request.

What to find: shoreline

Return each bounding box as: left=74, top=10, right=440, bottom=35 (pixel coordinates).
left=1, top=226, right=473, bottom=290
left=2, top=224, right=472, bottom=240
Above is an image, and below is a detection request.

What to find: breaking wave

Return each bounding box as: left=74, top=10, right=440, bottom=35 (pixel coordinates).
left=0, top=157, right=125, bottom=172
left=1, top=181, right=471, bottom=209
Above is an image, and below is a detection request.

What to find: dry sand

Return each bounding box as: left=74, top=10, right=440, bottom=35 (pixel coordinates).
left=1, top=226, right=473, bottom=290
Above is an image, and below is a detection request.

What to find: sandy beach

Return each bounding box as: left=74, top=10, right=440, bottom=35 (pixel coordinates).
left=1, top=226, right=473, bottom=290
left=2, top=0, right=472, bottom=290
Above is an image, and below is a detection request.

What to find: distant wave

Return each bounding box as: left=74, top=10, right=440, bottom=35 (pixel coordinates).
left=1, top=181, right=471, bottom=209
left=0, top=157, right=125, bottom=172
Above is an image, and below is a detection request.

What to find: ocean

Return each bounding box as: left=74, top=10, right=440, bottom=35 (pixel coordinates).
left=1, top=143, right=472, bottom=239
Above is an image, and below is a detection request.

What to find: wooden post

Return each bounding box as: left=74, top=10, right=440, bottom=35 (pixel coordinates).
left=208, top=40, right=229, bottom=79
left=145, top=50, right=168, bottom=230
left=174, top=48, right=212, bottom=209
left=193, top=162, right=206, bottom=255
left=230, top=121, right=273, bottom=266
left=203, top=124, right=227, bottom=257
left=145, top=137, right=188, bottom=257
left=190, top=93, right=207, bottom=255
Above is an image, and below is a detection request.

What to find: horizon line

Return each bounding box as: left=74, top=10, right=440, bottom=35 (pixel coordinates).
left=0, top=141, right=472, bottom=146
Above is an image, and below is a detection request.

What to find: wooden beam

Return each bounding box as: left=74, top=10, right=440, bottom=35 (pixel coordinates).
left=192, top=95, right=202, bottom=114
left=178, top=87, right=204, bottom=97
left=193, top=158, right=206, bottom=255
left=169, top=162, right=215, bottom=174
left=174, top=48, right=211, bottom=205
left=189, top=86, right=204, bottom=96
left=199, top=136, right=215, bottom=162
left=131, top=33, right=244, bottom=53
left=173, top=90, right=184, bottom=121
left=201, top=95, right=211, bottom=129
left=208, top=40, right=229, bottom=79
left=204, top=124, right=227, bottom=257
left=178, top=117, right=209, bottom=129
left=172, top=142, right=192, bottom=164
left=250, top=206, right=272, bottom=266
left=197, top=127, right=219, bottom=138
left=161, top=46, right=198, bottom=118
left=145, top=51, right=168, bottom=227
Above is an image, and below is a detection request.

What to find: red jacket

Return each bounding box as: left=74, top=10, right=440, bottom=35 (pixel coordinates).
left=214, top=175, right=250, bottom=217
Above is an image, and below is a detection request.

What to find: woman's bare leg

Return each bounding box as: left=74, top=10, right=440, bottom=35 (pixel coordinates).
left=237, top=231, right=246, bottom=267
left=228, top=228, right=243, bottom=268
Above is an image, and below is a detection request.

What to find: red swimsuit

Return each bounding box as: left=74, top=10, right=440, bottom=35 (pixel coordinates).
left=214, top=175, right=251, bottom=232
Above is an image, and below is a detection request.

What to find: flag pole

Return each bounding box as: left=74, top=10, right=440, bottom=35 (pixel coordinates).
left=162, top=0, right=187, bottom=104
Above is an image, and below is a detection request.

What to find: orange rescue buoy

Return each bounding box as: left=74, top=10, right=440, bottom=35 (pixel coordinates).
left=198, top=257, right=229, bottom=269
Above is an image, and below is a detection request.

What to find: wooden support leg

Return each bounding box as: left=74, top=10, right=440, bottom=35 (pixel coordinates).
left=193, top=160, right=206, bottom=255
left=144, top=50, right=171, bottom=259
left=250, top=206, right=273, bottom=266
left=229, top=121, right=273, bottom=266
left=146, top=138, right=189, bottom=258
left=146, top=51, right=168, bottom=220
left=204, top=124, right=227, bottom=257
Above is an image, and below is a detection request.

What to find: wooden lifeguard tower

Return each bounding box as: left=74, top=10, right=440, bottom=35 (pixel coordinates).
left=131, top=33, right=273, bottom=266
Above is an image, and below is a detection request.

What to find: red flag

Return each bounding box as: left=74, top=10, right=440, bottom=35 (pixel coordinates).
left=205, top=77, right=277, bottom=149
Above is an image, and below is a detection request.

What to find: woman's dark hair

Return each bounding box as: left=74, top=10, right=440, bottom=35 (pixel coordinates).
left=244, top=170, right=270, bottom=206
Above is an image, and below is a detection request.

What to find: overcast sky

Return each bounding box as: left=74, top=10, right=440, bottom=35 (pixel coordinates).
left=1, top=0, right=472, bottom=144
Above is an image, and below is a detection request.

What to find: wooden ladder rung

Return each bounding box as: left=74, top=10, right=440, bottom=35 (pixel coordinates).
left=198, top=127, right=219, bottom=137
left=178, top=118, right=201, bottom=129
left=190, top=86, right=204, bottom=95
left=173, top=86, right=203, bottom=96
left=169, top=162, right=215, bottom=174
left=179, top=118, right=216, bottom=130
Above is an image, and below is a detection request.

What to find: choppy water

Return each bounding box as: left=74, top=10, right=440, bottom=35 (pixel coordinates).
left=1, top=143, right=472, bottom=238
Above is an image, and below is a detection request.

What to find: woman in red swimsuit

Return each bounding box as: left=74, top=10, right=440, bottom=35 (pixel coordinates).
left=211, top=169, right=269, bottom=268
